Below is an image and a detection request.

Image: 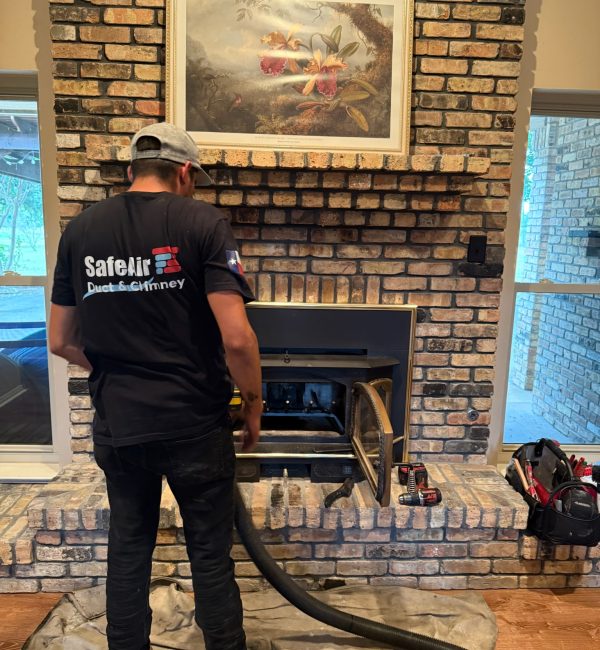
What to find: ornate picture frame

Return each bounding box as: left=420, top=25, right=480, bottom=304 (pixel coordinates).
left=166, top=0, right=414, bottom=154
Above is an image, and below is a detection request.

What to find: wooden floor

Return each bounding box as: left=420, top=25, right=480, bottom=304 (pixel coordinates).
left=1, top=589, right=599, bottom=649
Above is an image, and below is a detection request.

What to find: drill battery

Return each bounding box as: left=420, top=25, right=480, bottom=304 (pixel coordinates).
left=397, top=462, right=428, bottom=493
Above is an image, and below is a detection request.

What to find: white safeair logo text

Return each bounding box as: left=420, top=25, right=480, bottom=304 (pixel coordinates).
left=83, top=247, right=185, bottom=300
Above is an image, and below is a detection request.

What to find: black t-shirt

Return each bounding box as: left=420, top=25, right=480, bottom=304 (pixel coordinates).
left=51, top=191, right=255, bottom=447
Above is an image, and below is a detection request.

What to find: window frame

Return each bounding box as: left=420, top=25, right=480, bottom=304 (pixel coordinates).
left=491, top=90, right=600, bottom=468
left=0, top=73, right=70, bottom=478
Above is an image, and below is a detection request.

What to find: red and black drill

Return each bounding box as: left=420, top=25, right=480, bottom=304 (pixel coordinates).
left=396, top=462, right=442, bottom=506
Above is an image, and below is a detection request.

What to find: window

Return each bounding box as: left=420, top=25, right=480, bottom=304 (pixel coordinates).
left=495, top=93, right=600, bottom=461
left=0, top=99, right=51, bottom=446
left=0, top=75, right=67, bottom=477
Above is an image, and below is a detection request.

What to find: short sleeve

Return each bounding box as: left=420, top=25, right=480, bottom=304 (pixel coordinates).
left=203, top=218, right=255, bottom=303
left=51, top=228, right=77, bottom=306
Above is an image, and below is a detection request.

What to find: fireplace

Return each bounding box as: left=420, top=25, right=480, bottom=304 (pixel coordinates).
left=234, top=303, right=416, bottom=506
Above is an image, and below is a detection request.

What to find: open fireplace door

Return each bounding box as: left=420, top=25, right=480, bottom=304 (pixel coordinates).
left=351, top=381, right=394, bottom=507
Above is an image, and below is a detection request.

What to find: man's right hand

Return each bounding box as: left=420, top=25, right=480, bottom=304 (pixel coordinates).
left=241, top=404, right=261, bottom=452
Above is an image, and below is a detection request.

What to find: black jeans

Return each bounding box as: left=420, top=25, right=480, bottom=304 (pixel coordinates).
left=94, top=427, right=245, bottom=650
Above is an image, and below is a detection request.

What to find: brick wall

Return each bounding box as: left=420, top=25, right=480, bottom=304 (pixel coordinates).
left=49, top=0, right=528, bottom=461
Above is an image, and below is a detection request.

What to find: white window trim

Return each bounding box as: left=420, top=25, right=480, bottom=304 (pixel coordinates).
left=0, top=72, right=70, bottom=479
left=490, top=89, right=600, bottom=469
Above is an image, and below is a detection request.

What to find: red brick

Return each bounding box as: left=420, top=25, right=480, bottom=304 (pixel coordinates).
left=451, top=353, right=495, bottom=367
left=50, top=6, right=100, bottom=22
left=413, top=75, right=446, bottom=91
left=53, top=79, right=101, bottom=96
left=472, top=61, right=521, bottom=77
left=337, top=560, right=388, bottom=576
left=422, top=22, right=471, bottom=38
left=497, top=79, right=519, bottom=95
left=134, top=64, right=162, bottom=81
left=136, top=100, right=164, bottom=116
left=433, top=246, right=465, bottom=259
left=452, top=5, right=501, bottom=21
left=456, top=294, right=500, bottom=308
left=108, top=117, right=155, bottom=132
left=105, top=44, right=157, bottom=62
left=493, top=560, right=541, bottom=574
left=430, top=309, right=474, bottom=322
left=476, top=24, right=525, bottom=41
left=133, top=27, right=164, bottom=44
left=108, top=81, right=158, bottom=97
left=415, top=2, right=450, bottom=19
left=311, top=260, right=357, bottom=275
left=446, top=112, right=492, bottom=128
left=421, top=58, right=468, bottom=75
left=79, top=26, right=131, bottom=43
left=448, top=41, right=499, bottom=58
left=80, top=62, right=131, bottom=79
left=414, top=40, right=449, bottom=56
left=383, top=277, right=427, bottom=291
left=337, top=245, right=382, bottom=259
left=82, top=98, right=134, bottom=114
left=104, top=8, right=155, bottom=24
left=413, top=111, right=443, bottom=127
left=447, top=77, right=495, bottom=93
left=408, top=262, right=452, bottom=276
left=411, top=230, right=456, bottom=244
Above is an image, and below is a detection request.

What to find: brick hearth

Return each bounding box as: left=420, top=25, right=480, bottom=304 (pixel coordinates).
left=2, top=463, right=600, bottom=593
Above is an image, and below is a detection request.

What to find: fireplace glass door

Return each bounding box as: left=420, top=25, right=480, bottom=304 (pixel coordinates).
left=350, top=381, right=394, bottom=507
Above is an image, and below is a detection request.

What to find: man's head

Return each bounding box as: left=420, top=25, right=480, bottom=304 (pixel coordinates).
left=128, top=122, right=212, bottom=196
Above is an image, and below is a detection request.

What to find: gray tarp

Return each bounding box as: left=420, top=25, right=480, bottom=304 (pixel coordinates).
left=23, top=579, right=497, bottom=650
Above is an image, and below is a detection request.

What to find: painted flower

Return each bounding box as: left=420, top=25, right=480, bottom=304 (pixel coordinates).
left=259, top=29, right=302, bottom=77
left=302, top=49, right=348, bottom=100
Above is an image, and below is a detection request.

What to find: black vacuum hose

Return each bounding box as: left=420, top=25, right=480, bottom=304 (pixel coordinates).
left=234, top=483, right=467, bottom=650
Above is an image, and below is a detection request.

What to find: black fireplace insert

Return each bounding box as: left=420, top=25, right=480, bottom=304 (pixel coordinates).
left=234, top=303, right=416, bottom=507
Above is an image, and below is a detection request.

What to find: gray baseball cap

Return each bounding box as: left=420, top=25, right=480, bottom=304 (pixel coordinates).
left=130, top=122, right=213, bottom=186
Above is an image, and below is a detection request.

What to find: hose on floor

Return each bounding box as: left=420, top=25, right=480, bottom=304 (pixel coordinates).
left=234, top=483, right=467, bottom=650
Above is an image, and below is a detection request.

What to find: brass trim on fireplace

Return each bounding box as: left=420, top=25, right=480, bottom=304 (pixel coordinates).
left=403, top=304, right=416, bottom=464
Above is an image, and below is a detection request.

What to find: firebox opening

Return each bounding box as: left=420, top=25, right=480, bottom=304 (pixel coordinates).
left=262, top=381, right=346, bottom=434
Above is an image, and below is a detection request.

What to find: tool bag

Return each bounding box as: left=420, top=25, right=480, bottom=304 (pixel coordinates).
left=506, top=438, right=600, bottom=546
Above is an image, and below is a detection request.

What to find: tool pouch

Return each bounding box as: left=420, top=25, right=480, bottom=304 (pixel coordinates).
left=506, top=438, right=600, bottom=546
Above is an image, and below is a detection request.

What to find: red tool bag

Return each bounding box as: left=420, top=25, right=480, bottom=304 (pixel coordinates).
left=506, top=438, right=600, bottom=546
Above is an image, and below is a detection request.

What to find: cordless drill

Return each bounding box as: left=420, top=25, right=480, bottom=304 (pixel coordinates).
left=398, top=487, right=442, bottom=506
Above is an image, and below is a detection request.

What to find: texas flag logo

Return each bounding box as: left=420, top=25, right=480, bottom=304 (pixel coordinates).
left=226, top=250, right=244, bottom=276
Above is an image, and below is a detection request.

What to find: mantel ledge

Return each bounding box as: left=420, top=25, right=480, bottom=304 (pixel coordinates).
left=198, top=150, right=491, bottom=176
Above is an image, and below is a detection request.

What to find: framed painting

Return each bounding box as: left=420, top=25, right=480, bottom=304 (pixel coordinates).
left=166, top=0, right=414, bottom=154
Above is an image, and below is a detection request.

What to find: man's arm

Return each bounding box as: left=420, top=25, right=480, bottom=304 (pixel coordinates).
left=207, top=291, right=262, bottom=451
left=49, top=304, right=92, bottom=371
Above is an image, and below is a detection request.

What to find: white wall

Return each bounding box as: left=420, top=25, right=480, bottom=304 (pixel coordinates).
left=534, top=0, right=600, bottom=91
left=0, top=0, right=37, bottom=71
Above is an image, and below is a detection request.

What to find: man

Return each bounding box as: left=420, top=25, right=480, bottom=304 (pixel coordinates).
left=49, top=122, right=262, bottom=650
